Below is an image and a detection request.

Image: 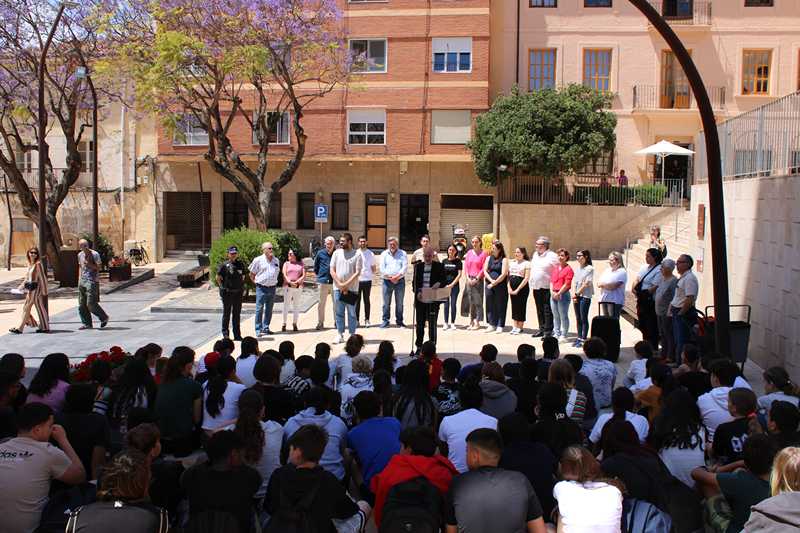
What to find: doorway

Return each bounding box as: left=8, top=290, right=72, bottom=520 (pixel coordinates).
left=165, top=192, right=211, bottom=250
left=223, top=192, right=249, bottom=231
left=365, top=193, right=387, bottom=249
left=654, top=142, right=693, bottom=200
left=399, top=194, right=429, bottom=250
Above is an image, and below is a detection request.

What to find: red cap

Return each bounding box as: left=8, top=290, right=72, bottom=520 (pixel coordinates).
left=204, top=351, right=221, bottom=369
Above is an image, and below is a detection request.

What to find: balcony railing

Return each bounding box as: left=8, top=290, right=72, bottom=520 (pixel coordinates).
left=2, top=168, right=95, bottom=192
left=647, top=1, right=712, bottom=26
left=633, top=85, right=726, bottom=111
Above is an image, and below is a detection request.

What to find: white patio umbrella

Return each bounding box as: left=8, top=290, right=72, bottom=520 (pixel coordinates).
left=635, top=140, right=695, bottom=182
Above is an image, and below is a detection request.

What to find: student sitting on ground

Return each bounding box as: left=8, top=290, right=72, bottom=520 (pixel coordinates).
left=444, top=428, right=547, bottom=533
left=438, top=381, right=498, bottom=473
left=252, top=354, right=296, bottom=425
left=698, top=358, right=744, bottom=442
left=564, top=354, right=597, bottom=430
left=458, top=344, right=498, bottom=383
left=743, top=446, right=800, bottom=531
left=767, top=400, right=800, bottom=449
left=479, top=362, right=518, bottom=420
left=26, top=352, right=71, bottom=412
left=508, top=358, right=541, bottom=423
left=634, top=363, right=678, bottom=422
left=579, top=337, right=617, bottom=409
left=0, top=370, right=21, bottom=439
left=503, top=343, right=535, bottom=381
left=712, top=388, right=762, bottom=465
left=393, top=359, right=438, bottom=430
left=650, top=387, right=707, bottom=489
left=202, top=354, right=246, bottom=433
left=55, top=383, right=111, bottom=480
left=548, top=360, right=588, bottom=425
left=370, top=426, right=458, bottom=529
left=624, top=340, right=653, bottom=388
left=589, top=387, right=649, bottom=446
left=154, top=347, right=203, bottom=457
left=434, top=358, right=462, bottom=416
left=674, top=344, right=711, bottom=398
left=537, top=336, right=559, bottom=381
left=278, top=340, right=297, bottom=385
left=266, top=424, right=370, bottom=533
left=531, top=383, right=584, bottom=459
left=758, top=366, right=800, bottom=412
left=310, top=357, right=342, bottom=418
left=420, top=341, right=443, bottom=392
left=235, top=336, right=260, bottom=388
left=284, top=355, right=314, bottom=399
left=340, top=355, right=374, bottom=426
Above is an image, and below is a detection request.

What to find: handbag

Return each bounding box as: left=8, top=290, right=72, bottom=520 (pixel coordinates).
left=339, top=290, right=358, bottom=305
left=633, top=265, right=659, bottom=303
left=24, top=281, right=38, bottom=291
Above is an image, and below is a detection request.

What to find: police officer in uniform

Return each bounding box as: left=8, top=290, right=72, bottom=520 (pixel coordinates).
left=216, top=246, right=246, bottom=340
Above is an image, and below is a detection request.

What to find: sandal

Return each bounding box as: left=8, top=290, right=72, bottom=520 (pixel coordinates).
left=8, top=328, right=22, bottom=334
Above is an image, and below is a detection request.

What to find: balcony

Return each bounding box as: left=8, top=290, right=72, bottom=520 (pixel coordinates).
left=632, top=85, right=726, bottom=113
left=646, top=1, right=712, bottom=28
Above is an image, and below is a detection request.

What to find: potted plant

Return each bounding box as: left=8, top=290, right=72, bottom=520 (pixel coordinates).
left=108, top=255, right=132, bottom=282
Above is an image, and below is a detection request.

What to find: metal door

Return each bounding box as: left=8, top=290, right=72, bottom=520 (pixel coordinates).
left=399, top=194, right=429, bottom=250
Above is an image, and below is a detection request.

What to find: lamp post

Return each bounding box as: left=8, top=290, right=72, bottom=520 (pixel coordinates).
left=76, top=65, right=98, bottom=248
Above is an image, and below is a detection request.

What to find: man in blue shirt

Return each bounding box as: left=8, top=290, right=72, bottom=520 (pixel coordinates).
left=313, top=236, right=336, bottom=330
left=379, top=236, right=408, bottom=328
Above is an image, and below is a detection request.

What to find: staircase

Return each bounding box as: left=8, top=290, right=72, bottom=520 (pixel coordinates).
left=624, top=207, right=695, bottom=278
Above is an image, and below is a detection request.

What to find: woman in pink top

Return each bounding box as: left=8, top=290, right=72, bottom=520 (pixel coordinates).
left=27, top=352, right=71, bottom=412
left=282, top=249, right=306, bottom=332
left=462, top=236, right=488, bottom=330
left=550, top=248, right=575, bottom=342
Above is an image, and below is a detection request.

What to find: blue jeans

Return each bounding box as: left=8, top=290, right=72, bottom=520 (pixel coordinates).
left=444, top=284, right=460, bottom=323
left=672, top=306, right=695, bottom=361
left=551, top=291, right=571, bottom=337
left=334, top=289, right=357, bottom=335
left=255, top=285, right=276, bottom=333
left=573, top=296, right=591, bottom=340
left=382, top=279, right=405, bottom=325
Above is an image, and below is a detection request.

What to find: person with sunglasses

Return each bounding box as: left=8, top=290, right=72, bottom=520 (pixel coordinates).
left=9, top=247, right=49, bottom=334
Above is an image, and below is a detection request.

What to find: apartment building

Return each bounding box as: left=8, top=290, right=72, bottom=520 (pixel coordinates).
left=491, top=0, right=800, bottom=195
left=143, top=0, right=493, bottom=256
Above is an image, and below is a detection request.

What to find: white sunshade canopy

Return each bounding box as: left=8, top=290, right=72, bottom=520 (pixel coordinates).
left=635, top=140, right=695, bottom=156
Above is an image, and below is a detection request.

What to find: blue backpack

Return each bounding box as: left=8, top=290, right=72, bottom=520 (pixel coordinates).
left=622, top=498, right=673, bottom=533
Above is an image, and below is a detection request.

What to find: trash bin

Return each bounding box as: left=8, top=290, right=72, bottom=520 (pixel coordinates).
left=56, top=249, right=80, bottom=287
left=705, top=305, right=752, bottom=372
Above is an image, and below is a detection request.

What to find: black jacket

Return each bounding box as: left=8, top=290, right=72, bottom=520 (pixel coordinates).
left=412, top=261, right=446, bottom=297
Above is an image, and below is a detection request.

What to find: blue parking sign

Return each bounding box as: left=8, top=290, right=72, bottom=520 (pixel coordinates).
left=314, top=203, right=328, bottom=223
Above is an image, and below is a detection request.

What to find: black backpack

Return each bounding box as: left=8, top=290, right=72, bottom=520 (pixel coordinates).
left=181, top=510, right=241, bottom=533
left=379, top=476, right=442, bottom=533
left=264, top=480, right=321, bottom=533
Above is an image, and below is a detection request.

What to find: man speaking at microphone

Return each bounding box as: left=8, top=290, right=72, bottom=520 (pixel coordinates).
left=413, top=247, right=446, bottom=355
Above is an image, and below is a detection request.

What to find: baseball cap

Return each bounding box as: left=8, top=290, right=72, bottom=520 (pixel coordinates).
left=227, top=246, right=238, bottom=253
left=204, top=351, right=221, bottom=369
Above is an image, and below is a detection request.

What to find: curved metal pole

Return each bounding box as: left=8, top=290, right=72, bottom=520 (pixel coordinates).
left=627, top=0, right=731, bottom=356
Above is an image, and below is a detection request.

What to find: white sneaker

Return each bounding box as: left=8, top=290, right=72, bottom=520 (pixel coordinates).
left=485, top=325, right=494, bottom=333
left=334, top=333, right=344, bottom=344
left=558, top=336, right=569, bottom=343
left=495, top=326, right=504, bottom=333
left=509, top=328, right=518, bottom=335
left=365, top=320, right=371, bottom=328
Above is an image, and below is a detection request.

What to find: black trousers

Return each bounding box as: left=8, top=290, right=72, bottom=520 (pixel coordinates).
left=638, top=298, right=660, bottom=350
left=221, top=289, right=243, bottom=338
left=415, top=301, right=439, bottom=349
left=533, top=288, right=554, bottom=335
left=356, top=280, right=372, bottom=322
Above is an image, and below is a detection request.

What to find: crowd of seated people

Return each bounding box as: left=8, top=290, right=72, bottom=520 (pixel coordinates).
left=1, top=335, right=800, bottom=533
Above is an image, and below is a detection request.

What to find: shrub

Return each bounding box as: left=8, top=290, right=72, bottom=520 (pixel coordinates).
left=209, top=227, right=302, bottom=289
left=632, top=183, right=668, bottom=206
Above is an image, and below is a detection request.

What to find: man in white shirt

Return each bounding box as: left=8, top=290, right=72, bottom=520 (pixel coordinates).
left=697, top=358, right=740, bottom=441
left=249, top=242, right=281, bottom=336
left=355, top=236, right=377, bottom=327
left=670, top=254, right=699, bottom=362
left=379, top=237, right=408, bottom=328
left=529, top=236, right=559, bottom=338
left=330, top=233, right=363, bottom=344
left=438, top=383, right=497, bottom=473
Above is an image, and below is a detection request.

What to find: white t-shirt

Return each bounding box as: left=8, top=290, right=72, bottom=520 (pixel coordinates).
left=553, top=480, right=623, bottom=533
left=757, top=391, right=800, bottom=411
left=236, top=356, right=258, bottom=388
left=599, top=267, right=628, bottom=305
left=589, top=411, right=650, bottom=443
left=629, top=377, right=653, bottom=395
left=624, top=359, right=648, bottom=388
left=637, top=264, right=663, bottom=291
left=659, top=427, right=706, bottom=489
left=438, top=408, right=498, bottom=473
left=670, top=270, right=699, bottom=308
left=572, top=265, right=594, bottom=298
left=508, top=259, right=530, bottom=278
left=358, top=249, right=375, bottom=282
left=279, top=359, right=296, bottom=385
left=202, top=381, right=247, bottom=430
left=224, top=420, right=283, bottom=499
left=332, top=354, right=354, bottom=390
left=697, top=387, right=734, bottom=441
left=331, top=248, right=363, bottom=292
left=529, top=250, right=559, bottom=290
left=249, top=255, right=280, bottom=287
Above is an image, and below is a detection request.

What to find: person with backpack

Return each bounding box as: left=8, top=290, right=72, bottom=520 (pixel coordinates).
left=265, top=424, right=370, bottom=533
left=444, top=428, right=546, bottom=533
left=370, top=426, right=458, bottom=530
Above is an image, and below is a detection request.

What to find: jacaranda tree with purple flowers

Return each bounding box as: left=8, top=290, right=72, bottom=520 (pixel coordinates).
left=115, top=0, right=352, bottom=229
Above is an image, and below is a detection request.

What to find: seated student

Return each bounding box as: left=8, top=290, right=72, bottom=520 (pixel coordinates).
left=692, top=434, right=778, bottom=533
left=508, top=358, right=541, bottom=423
left=503, top=343, right=535, bottom=381
left=650, top=388, right=707, bottom=489
left=134, top=343, right=164, bottom=381
left=332, top=335, right=364, bottom=390
left=310, top=357, right=342, bottom=418
left=90, top=359, right=113, bottom=415
left=340, top=355, right=374, bottom=427
left=56, top=383, right=111, bottom=480
left=371, top=426, right=458, bottom=528
left=202, top=354, right=247, bottom=433
left=347, top=391, right=401, bottom=500
left=154, top=347, right=203, bottom=457
left=458, top=344, right=498, bottom=383
left=553, top=446, right=624, bottom=533
left=634, top=363, right=677, bottom=422
left=0, top=370, right=22, bottom=439
left=479, top=362, right=518, bottom=420
left=767, top=401, right=800, bottom=449
left=0, top=352, right=28, bottom=410
left=65, top=449, right=169, bottom=533
left=0, top=403, right=86, bottom=533
left=564, top=354, right=597, bottom=429
left=195, top=350, right=220, bottom=386
left=181, top=431, right=261, bottom=533
left=498, top=412, right=557, bottom=522
left=314, top=342, right=336, bottom=389
left=285, top=355, right=314, bottom=399
left=628, top=357, right=657, bottom=395
left=373, top=341, right=399, bottom=385
left=235, top=336, right=260, bottom=388
left=445, top=428, right=547, bottom=533
left=579, top=337, right=617, bottom=409
left=126, top=423, right=184, bottom=523
left=675, top=345, right=713, bottom=396
left=419, top=341, right=443, bottom=392
left=624, top=340, right=653, bottom=388
left=278, top=340, right=297, bottom=385
left=758, top=367, right=800, bottom=411
left=548, top=360, right=588, bottom=425
left=699, top=358, right=745, bottom=442
left=590, top=387, right=650, bottom=446
left=393, top=359, right=438, bottom=430
left=252, top=354, right=296, bottom=425
left=713, top=388, right=762, bottom=465
left=744, top=446, right=800, bottom=531
left=108, top=358, right=157, bottom=447
left=439, top=382, right=498, bottom=473
left=284, top=387, right=349, bottom=481
left=531, top=383, right=584, bottom=459
left=434, top=358, right=462, bottom=416
left=537, top=336, right=560, bottom=381
left=27, top=352, right=71, bottom=412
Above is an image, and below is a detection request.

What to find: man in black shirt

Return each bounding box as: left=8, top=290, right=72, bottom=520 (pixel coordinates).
left=413, top=247, right=446, bottom=353
left=216, top=246, right=246, bottom=340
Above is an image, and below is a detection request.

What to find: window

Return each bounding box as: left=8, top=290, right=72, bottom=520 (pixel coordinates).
left=661, top=50, right=691, bottom=109
left=15, top=145, right=32, bottom=172
left=297, top=193, right=315, bottom=230
left=530, top=0, right=557, bottom=6
left=268, top=192, right=282, bottom=229
left=797, top=50, right=800, bottom=91
left=585, top=0, right=612, bottom=6
left=578, top=149, right=614, bottom=176
left=348, top=109, right=386, bottom=145
left=431, top=110, right=472, bottom=144
left=583, top=49, right=612, bottom=92
left=432, top=38, right=472, bottom=73
left=350, top=39, right=387, bottom=73
left=742, top=50, right=772, bottom=95
left=331, top=193, right=349, bottom=230
left=253, top=111, right=290, bottom=145
left=745, top=0, right=773, bottom=6
left=529, top=49, right=557, bottom=91
left=78, top=140, right=94, bottom=173
left=173, top=114, right=208, bottom=146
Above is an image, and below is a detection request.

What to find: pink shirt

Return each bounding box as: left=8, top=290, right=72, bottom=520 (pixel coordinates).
left=552, top=264, right=574, bottom=292
left=27, top=379, right=69, bottom=412
left=464, top=249, right=488, bottom=278
left=283, top=261, right=304, bottom=286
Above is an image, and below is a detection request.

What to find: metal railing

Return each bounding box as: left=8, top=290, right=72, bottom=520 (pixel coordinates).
left=646, top=1, right=712, bottom=26
left=695, top=91, right=800, bottom=182
left=633, top=85, right=726, bottom=111
left=2, top=168, right=96, bottom=191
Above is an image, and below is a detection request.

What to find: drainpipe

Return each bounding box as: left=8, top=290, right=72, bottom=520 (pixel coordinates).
left=3, top=174, right=12, bottom=270
left=120, top=93, right=127, bottom=250
left=515, top=0, right=521, bottom=86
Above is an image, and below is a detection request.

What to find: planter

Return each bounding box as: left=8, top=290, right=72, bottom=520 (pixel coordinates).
left=108, top=263, right=132, bottom=282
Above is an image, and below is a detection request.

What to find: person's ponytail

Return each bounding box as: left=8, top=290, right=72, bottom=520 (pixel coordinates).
left=765, top=367, right=800, bottom=398
left=205, top=355, right=236, bottom=418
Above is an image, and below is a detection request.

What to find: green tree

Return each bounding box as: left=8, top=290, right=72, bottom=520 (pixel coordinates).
left=469, top=85, right=617, bottom=185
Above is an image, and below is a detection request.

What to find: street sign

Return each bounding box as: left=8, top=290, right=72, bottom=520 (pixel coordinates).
left=314, top=203, right=329, bottom=223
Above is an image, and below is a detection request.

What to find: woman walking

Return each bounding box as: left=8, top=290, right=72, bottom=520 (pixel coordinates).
left=441, top=244, right=463, bottom=330
left=281, top=249, right=305, bottom=332
left=462, top=236, right=487, bottom=330
left=551, top=249, right=574, bottom=342
left=572, top=250, right=594, bottom=348
left=598, top=251, right=627, bottom=318
left=633, top=248, right=663, bottom=350
left=483, top=241, right=509, bottom=333
left=508, top=247, right=530, bottom=335
left=9, top=247, right=49, bottom=334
